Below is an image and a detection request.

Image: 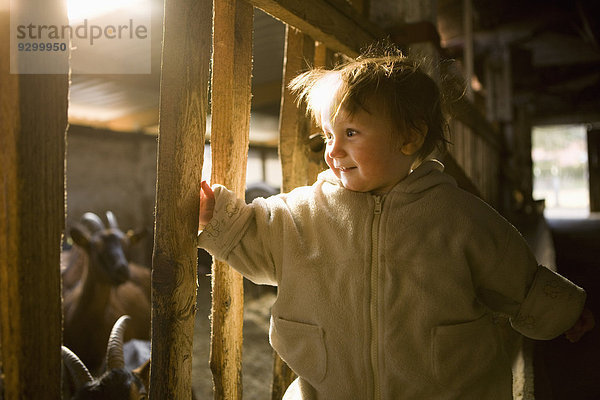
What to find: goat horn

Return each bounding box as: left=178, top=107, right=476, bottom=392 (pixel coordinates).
left=106, top=315, right=131, bottom=370
left=81, top=212, right=105, bottom=232
left=106, top=211, right=119, bottom=229
left=62, top=346, right=94, bottom=390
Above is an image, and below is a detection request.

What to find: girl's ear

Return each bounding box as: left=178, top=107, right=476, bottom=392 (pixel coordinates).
left=401, top=122, right=428, bottom=156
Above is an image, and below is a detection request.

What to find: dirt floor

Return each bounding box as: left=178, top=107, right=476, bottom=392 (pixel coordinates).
left=192, top=272, right=276, bottom=399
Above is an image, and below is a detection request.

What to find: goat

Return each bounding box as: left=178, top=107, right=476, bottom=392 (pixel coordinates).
left=62, top=212, right=151, bottom=374
left=62, top=315, right=149, bottom=400
left=63, top=316, right=199, bottom=400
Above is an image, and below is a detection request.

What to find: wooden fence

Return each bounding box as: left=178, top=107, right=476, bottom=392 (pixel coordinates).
left=0, top=0, right=505, bottom=398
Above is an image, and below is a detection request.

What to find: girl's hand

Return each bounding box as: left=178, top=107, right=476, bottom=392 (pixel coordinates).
left=565, top=307, right=595, bottom=343
left=199, top=180, right=215, bottom=230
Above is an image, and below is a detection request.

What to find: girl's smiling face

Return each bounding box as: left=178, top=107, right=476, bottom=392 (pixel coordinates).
left=321, top=104, right=421, bottom=194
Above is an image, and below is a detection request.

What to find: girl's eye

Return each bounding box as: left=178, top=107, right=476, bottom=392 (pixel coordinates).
left=322, top=132, right=333, bottom=142
left=346, top=129, right=357, bottom=137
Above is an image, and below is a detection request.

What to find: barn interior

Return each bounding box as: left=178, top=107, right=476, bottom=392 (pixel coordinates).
left=2, top=0, right=600, bottom=398
left=65, top=0, right=600, bottom=265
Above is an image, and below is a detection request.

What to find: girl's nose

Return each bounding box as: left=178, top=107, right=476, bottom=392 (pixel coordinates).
left=327, top=137, right=345, bottom=158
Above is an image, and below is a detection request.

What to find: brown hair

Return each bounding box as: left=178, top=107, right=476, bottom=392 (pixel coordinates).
left=289, top=49, right=448, bottom=161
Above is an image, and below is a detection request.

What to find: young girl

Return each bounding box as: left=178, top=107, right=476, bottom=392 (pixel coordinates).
left=198, top=51, right=594, bottom=399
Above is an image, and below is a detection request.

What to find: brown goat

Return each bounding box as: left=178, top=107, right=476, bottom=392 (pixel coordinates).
left=62, top=212, right=151, bottom=374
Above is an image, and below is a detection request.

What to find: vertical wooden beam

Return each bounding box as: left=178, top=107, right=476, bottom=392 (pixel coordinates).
left=150, top=0, right=211, bottom=397
left=375, top=0, right=439, bottom=77
left=278, top=27, right=319, bottom=191
left=462, top=0, right=473, bottom=101
left=510, top=106, right=533, bottom=210
left=209, top=0, right=253, bottom=398
left=271, top=26, right=320, bottom=400
left=0, top=3, right=68, bottom=399
left=497, top=46, right=513, bottom=123
left=588, top=129, right=600, bottom=212
left=314, top=41, right=336, bottom=71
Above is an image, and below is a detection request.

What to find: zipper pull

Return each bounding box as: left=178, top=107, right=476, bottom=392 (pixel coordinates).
left=374, top=196, right=382, bottom=215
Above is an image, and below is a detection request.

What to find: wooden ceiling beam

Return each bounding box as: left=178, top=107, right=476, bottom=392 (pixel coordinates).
left=69, top=107, right=159, bottom=133
left=246, top=0, right=384, bottom=56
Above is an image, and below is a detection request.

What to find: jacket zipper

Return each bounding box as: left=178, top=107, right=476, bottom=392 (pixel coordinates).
left=370, top=195, right=383, bottom=400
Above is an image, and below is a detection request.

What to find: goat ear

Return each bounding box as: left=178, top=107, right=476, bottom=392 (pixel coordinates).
left=127, top=228, right=148, bottom=245
left=133, top=358, right=151, bottom=390
left=70, top=224, right=91, bottom=250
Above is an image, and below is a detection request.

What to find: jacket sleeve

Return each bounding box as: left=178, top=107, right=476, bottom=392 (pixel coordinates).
left=197, top=184, right=286, bottom=286
left=512, top=263, right=586, bottom=339
left=474, top=220, right=586, bottom=340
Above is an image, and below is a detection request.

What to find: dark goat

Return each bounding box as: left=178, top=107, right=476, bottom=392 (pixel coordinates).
left=62, top=212, right=151, bottom=374
left=63, top=316, right=199, bottom=400
left=62, top=315, right=149, bottom=400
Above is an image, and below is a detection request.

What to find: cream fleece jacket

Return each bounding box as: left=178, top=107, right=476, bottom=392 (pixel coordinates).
left=198, top=160, right=586, bottom=400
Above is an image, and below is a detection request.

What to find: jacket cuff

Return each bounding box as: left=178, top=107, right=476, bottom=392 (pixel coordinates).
left=197, top=185, right=253, bottom=261
left=511, top=265, right=586, bottom=340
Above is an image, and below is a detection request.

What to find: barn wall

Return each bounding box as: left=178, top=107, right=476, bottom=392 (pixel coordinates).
left=66, top=124, right=281, bottom=267
left=66, top=125, right=158, bottom=267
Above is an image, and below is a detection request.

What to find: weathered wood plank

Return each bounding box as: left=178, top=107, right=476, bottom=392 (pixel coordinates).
left=0, top=6, right=68, bottom=400
left=279, top=28, right=318, bottom=191
left=272, top=26, right=325, bottom=400
left=150, top=0, right=211, bottom=397
left=247, top=0, right=382, bottom=56
left=209, top=0, right=253, bottom=398
left=588, top=129, right=600, bottom=212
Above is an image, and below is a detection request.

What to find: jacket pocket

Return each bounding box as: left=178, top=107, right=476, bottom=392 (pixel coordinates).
left=431, top=314, right=501, bottom=388
left=270, top=316, right=327, bottom=385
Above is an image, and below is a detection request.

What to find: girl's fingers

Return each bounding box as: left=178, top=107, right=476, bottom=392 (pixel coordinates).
left=565, top=308, right=595, bottom=343
left=199, top=181, right=216, bottom=228
left=201, top=180, right=214, bottom=199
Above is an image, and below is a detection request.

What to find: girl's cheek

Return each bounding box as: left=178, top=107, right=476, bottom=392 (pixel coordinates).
left=324, top=151, right=334, bottom=169
left=324, top=154, right=342, bottom=180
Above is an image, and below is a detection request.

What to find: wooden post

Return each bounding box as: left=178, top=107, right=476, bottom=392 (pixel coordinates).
left=463, top=0, right=474, bottom=101
left=278, top=28, right=317, bottom=189
left=150, top=0, right=211, bottom=397
left=271, top=26, right=323, bottom=400
left=588, top=129, right=600, bottom=212
left=0, top=3, right=68, bottom=399
left=209, top=0, right=253, bottom=398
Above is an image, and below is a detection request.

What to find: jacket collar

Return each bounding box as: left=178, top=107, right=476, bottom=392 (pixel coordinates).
left=317, top=159, right=455, bottom=195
